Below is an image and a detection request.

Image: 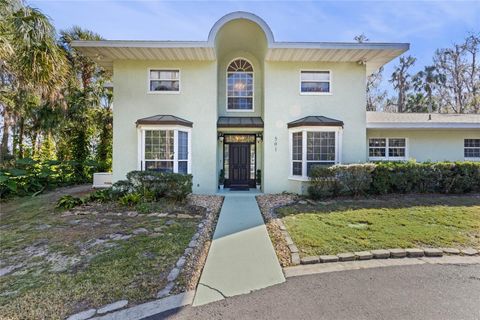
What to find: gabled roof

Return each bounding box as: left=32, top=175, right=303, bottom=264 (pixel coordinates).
left=287, top=116, right=344, bottom=128
left=366, top=112, right=480, bottom=129
left=217, top=116, right=264, bottom=128
left=136, top=115, right=193, bottom=127
left=71, top=12, right=408, bottom=74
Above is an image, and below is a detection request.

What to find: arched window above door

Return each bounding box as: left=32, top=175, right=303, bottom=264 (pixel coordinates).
left=227, top=58, right=254, bottom=111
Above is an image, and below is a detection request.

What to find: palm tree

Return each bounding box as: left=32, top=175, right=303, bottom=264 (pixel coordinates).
left=1, top=0, right=68, bottom=158
left=412, top=66, right=445, bottom=113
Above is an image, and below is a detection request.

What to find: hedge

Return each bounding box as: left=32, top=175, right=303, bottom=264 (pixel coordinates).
left=113, top=170, right=193, bottom=202
left=0, top=158, right=101, bottom=198
left=308, top=161, right=480, bottom=200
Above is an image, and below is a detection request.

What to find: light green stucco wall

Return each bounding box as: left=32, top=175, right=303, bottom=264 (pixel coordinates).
left=263, top=61, right=367, bottom=194
left=367, top=129, right=480, bottom=162
left=112, top=60, right=218, bottom=194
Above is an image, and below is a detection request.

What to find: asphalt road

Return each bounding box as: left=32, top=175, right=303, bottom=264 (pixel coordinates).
left=146, top=264, right=480, bottom=320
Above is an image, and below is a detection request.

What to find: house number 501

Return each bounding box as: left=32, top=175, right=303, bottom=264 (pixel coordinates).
left=274, top=137, right=278, bottom=152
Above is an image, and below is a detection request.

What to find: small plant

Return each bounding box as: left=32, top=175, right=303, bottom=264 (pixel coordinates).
left=256, top=169, right=261, bottom=185
left=87, top=188, right=112, bottom=203
left=218, top=169, right=225, bottom=186
left=56, top=195, right=83, bottom=210
left=118, top=193, right=142, bottom=207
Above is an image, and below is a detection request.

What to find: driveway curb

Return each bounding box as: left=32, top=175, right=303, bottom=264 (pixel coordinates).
left=284, top=255, right=480, bottom=278
left=90, top=291, right=195, bottom=320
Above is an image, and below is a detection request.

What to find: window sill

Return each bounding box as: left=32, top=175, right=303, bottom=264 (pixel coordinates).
left=288, top=176, right=310, bottom=182
left=369, top=157, right=407, bottom=162
left=299, top=92, right=332, bottom=96
left=147, top=91, right=180, bottom=95
left=465, top=157, right=480, bottom=162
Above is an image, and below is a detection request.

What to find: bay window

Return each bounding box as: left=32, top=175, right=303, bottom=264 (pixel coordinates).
left=138, top=127, right=191, bottom=174
left=290, top=127, right=342, bottom=179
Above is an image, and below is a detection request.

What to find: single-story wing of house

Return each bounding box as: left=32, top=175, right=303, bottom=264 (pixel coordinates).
left=73, top=11, right=480, bottom=194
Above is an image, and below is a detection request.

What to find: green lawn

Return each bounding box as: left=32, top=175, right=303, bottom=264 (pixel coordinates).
left=0, top=186, right=199, bottom=320
left=277, top=195, right=480, bottom=257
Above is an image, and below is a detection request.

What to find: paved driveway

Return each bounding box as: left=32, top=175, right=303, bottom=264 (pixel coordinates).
left=146, top=264, right=480, bottom=320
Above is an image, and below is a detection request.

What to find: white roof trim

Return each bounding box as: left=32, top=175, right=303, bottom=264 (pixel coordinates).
left=367, top=122, right=480, bottom=129
left=208, top=11, right=274, bottom=45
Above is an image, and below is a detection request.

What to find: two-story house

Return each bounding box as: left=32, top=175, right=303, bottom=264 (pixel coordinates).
left=74, top=12, right=480, bottom=194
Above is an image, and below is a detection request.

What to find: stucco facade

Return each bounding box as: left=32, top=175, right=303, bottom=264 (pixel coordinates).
left=74, top=12, right=479, bottom=195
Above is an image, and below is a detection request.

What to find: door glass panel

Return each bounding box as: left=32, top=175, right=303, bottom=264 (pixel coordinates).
left=250, top=144, right=255, bottom=179
left=224, top=135, right=256, bottom=143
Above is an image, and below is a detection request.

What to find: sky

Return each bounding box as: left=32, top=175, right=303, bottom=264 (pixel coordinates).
left=29, top=0, right=480, bottom=93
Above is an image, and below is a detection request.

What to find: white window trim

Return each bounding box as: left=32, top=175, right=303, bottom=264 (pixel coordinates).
left=288, top=126, right=343, bottom=181
left=464, top=138, right=480, bottom=161
left=368, top=137, right=408, bottom=161
left=299, top=70, right=332, bottom=96
left=137, top=125, right=192, bottom=174
left=147, top=68, right=181, bottom=94
left=226, top=57, right=255, bottom=112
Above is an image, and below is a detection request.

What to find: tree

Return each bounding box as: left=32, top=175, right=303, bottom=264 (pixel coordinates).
left=0, top=0, right=68, bottom=158
left=390, top=55, right=416, bottom=112
left=412, top=65, right=445, bottom=113
left=366, top=67, right=387, bottom=111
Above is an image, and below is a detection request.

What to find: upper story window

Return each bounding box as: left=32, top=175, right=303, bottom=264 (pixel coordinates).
left=149, top=69, right=180, bottom=93
left=300, top=71, right=331, bottom=94
left=227, top=59, right=253, bottom=111
left=464, top=139, right=480, bottom=160
left=369, top=138, right=407, bottom=161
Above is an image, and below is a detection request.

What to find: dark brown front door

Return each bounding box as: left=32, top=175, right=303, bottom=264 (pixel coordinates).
left=229, top=143, right=250, bottom=187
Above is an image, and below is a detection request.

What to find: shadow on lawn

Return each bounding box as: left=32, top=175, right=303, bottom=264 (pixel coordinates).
left=276, top=193, right=480, bottom=217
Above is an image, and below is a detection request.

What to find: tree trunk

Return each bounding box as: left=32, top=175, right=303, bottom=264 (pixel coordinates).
left=0, top=107, right=10, bottom=161
left=18, top=116, right=25, bottom=159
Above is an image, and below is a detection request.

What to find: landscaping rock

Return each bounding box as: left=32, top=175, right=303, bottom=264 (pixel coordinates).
left=355, top=251, right=373, bottom=260
left=0, top=264, right=24, bottom=277
left=300, top=256, right=319, bottom=265
left=97, top=300, right=128, bottom=314
left=184, top=248, right=193, bottom=255
left=423, top=248, right=443, bottom=257
left=319, top=255, right=339, bottom=263
left=298, top=200, right=307, bottom=205
left=406, top=248, right=424, bottom=257
left=442, top=248, right=460, bottom=255
left=371, top=249, right=390, bottom=259
left=156, top=282, right=175, bottom=298
left=461, top=248, right=479, bottom=256
left=165, top=220, right=175, bottom=226
left=133, top=228, right=148, bottom=235
left=337, top=252, right=356, bottom=261
left=288, top=244, right=299, bottom=253
left=126, top=212, right=138, bottom=217
left=176, top=257, right=186, bottom=268
left=284, top=236, right=294, bottom=246
left=389, top=248, right=407, bottom=258
left=153, top=227, right=164, bottom=232
left=167, top=267, right=180, bottom=282
left=66, top=308, right=96, bottom=320
left=149, top=233, right=162, bottom=238
left=177, top=214, right=192, bottom=219
left=188, top=240, right=198, bottom=248
left=191, top=233, right=200, bottom=241
left=291, top=253, right=301, bottom=265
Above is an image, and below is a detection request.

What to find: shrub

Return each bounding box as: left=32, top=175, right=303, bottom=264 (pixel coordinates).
left=0, top=158, right=103, bottom=199
left=308, top=161, right=480, bottom=199
left=111, top=180, right=134, bottom=198
left=56, top=195, right=84, bottom=210
left=87, top=188, right=113, bottom=203
left=308, top=166, right=340, bottom=199
left=118, top=193, right=142, bottom=207
left=125, top=171, right=193, bottom=202
left=333, top=164, right=376, bottom=197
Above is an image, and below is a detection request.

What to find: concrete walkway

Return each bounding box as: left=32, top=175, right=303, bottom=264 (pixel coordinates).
left=193, top=192, right=285, bottom=306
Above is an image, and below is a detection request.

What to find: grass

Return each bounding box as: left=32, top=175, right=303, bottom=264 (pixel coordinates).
left=0, top=186, right=199, bottom=320
left=277, top=194, right=480, bottom=257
